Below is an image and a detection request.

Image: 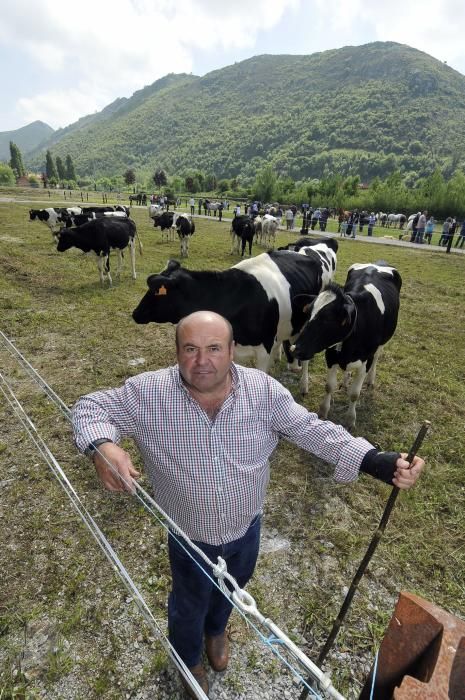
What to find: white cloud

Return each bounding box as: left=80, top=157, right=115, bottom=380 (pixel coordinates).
left=1, top=0, right=299, bottom=129
left=17, top=88, right=107, bottom=131
left=2, top=0, right=465, bottom=130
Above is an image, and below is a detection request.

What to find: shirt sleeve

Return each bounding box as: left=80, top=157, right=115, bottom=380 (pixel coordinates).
left=72, top=375, right=142, bottom=453
left=268, top=378, right=375, bottom=483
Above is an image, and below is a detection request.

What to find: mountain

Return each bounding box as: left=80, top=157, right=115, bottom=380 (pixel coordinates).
left=25, top=43, right=465, bottom=182
left=0, top=120, right=54, bottom=162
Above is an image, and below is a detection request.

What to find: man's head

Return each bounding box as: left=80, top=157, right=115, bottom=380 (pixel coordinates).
left=176, top=311, right=234, bottom=395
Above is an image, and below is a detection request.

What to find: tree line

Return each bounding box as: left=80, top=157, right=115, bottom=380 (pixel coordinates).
left=0, top=143, right=78, bottom=188
left=2, top=142, right=465, bottom=220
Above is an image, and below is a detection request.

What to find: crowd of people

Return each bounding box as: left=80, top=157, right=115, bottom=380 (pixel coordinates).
left=148, top=194, right=465, bottom=248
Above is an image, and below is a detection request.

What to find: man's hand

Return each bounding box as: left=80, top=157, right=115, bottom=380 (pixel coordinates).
left=393, top=453, right=425, bottom=490
left=93, top=442, right=140, bottom=493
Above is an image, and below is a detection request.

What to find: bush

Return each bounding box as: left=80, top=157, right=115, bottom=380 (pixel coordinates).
left=28, top=175, right=40, bottom=188
left=0, top=164, right=16, bottom=185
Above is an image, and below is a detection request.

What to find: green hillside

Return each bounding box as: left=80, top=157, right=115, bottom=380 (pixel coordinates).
left=25, top=42, right=465, bottom=182
left=0, top=120, right=54, bottom=161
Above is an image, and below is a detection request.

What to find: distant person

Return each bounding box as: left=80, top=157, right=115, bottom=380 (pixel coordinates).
left=285, top=208, right=294, bottom=230
left=455, top=220, right=465, bottom=248
left=414, top=211, right=427, bottom=244
left=311, top=208, right=321, bottom=230
left=189, top=197, right=195, bottom=216
left=198, top=199, right=203, bottom=215
left=438, top=217, right=452, bottom=246
left=424, top=217, right=435, bottom=244
left=410, top=212, right=421, bottom=243
left=367, top=212, right=376, bottom=237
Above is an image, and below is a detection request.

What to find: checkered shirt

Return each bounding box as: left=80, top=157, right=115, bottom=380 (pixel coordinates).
left=72, top=364, right=374, bottom=545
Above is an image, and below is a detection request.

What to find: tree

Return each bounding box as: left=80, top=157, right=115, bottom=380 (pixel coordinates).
left=0, top=163, right=16, bottom=185
left=65, top=154, right=76, bottom=181
left=185, top=176, right=195, bottom=193
left=56, top=156, right=66, bottom=181
left=153, top=169, right=167, bottom=188
left=253, top=165, right=277, bottom=202
left=217, top=179, right=230, bottom=193
left=45, top=150, right=57, bottom=180
left=124, top=169, right=136, bottom=186
left=9, top=142, right=25, bottom=178
left=204, top=173, right=217, bottom=191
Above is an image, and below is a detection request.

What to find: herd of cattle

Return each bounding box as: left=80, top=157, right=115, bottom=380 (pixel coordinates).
left=29, top=204, right=402, bottom=427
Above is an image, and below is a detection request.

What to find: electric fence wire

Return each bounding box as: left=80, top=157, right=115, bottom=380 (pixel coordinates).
left=0, top=330, right=345, bottom=700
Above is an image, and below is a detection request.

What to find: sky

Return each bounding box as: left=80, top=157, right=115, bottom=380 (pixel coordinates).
left=1, top=0, right=465, bottom=133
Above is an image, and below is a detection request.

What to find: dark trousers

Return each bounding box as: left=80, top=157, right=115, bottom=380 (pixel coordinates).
left=168, top=514, right=261, bottom=667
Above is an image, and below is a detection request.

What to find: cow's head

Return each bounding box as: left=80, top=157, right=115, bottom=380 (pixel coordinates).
left=132, top=259, right=185, bottom=324
left=292, top=284, right=356, bottom=361
left=56, top=228, right=75, bottom=251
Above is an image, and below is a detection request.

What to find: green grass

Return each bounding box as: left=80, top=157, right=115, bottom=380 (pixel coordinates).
left=0, top=196, right=464, bottom=698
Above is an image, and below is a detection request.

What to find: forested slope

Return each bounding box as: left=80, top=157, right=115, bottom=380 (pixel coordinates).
left=25, top=42, right=465, bottom=181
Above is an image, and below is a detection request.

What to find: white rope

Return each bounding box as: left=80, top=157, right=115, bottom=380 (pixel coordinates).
left=0, top=372, right=209, bottom=700
left=0, top=332, right=345, bottom=699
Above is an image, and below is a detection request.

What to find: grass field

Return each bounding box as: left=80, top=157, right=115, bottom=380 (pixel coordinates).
left=1, top=195, right=464, bottom=699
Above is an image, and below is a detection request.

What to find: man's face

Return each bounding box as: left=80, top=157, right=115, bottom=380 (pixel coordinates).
left=177, top=318, right=234, bottom=395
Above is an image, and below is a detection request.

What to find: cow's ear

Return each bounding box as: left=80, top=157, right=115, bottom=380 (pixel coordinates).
left=293, top=293, right=316, bottom=314
left=343, top=294, right=358, bottom=324
left=146, top=274, right=171, bottom=292
left=164, top=259, right=181, bottom=274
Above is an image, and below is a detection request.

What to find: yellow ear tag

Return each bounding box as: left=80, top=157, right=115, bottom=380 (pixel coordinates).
left=155, top=285, right=167, bottom=296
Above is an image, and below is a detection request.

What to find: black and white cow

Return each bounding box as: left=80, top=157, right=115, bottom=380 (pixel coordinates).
left=278, top=237, right=316, bottom=252
left=132, top=247, right=337, bottom=387
left=29, top=207, right=82, bottom=238
left=63, top=208, right=129, bottom=227
left=261, top=214, right=279, bottom=249
left=56, top=217, right=141, bottom=286
left=152, top=211, right=176, bottom=243
left=278, top=239, right=339, bottom=389
left=174, top=214, right=195, bottom=257
left=230, top=215, right=255, bottom=257
left=148, top=203, right=164, bottom=221
left=291, top=262, right=402, bottom=428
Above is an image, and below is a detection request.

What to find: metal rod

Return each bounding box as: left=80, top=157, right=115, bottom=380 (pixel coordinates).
left=299, top=420, right=431, bottom=700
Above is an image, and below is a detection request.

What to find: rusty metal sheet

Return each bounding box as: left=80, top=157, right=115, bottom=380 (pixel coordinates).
left=359, top=591, right=465, bottom=699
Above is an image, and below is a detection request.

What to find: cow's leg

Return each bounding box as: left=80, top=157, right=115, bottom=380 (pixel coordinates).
left=345, top=361, right=367, bottom=428
left=366, top=348, right=382, bottom=388
left=97, top=256, right=106, bottom=286
left=299, top=360, right=310, bottom=395
left=241, top=237, right=246, bottom=257
left=129, top=239, right=136, bottom=279
left=319, top=365, right=338, bottom=420
left=180, top=235, right=187, bottom=258
left=248, top=237, right=252, bottom=256
left=342, top=369, right=351, bottom=389
left=254, top=346, right=272, bottom=373
left=98, top=254, right=112, bottom=287
left=115, top=249, right=124, bottom=278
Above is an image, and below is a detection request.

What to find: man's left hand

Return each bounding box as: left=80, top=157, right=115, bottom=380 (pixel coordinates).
left=393, top=454, right=425, bottom=489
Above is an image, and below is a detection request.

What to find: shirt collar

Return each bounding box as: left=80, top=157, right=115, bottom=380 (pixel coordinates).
left=172, top=362, right=240, bottom=395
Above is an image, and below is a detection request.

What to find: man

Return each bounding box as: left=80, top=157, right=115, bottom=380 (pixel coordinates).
left=72, top=311, right=425, bottom=698
left=415, top=210, right=427, bottom=244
